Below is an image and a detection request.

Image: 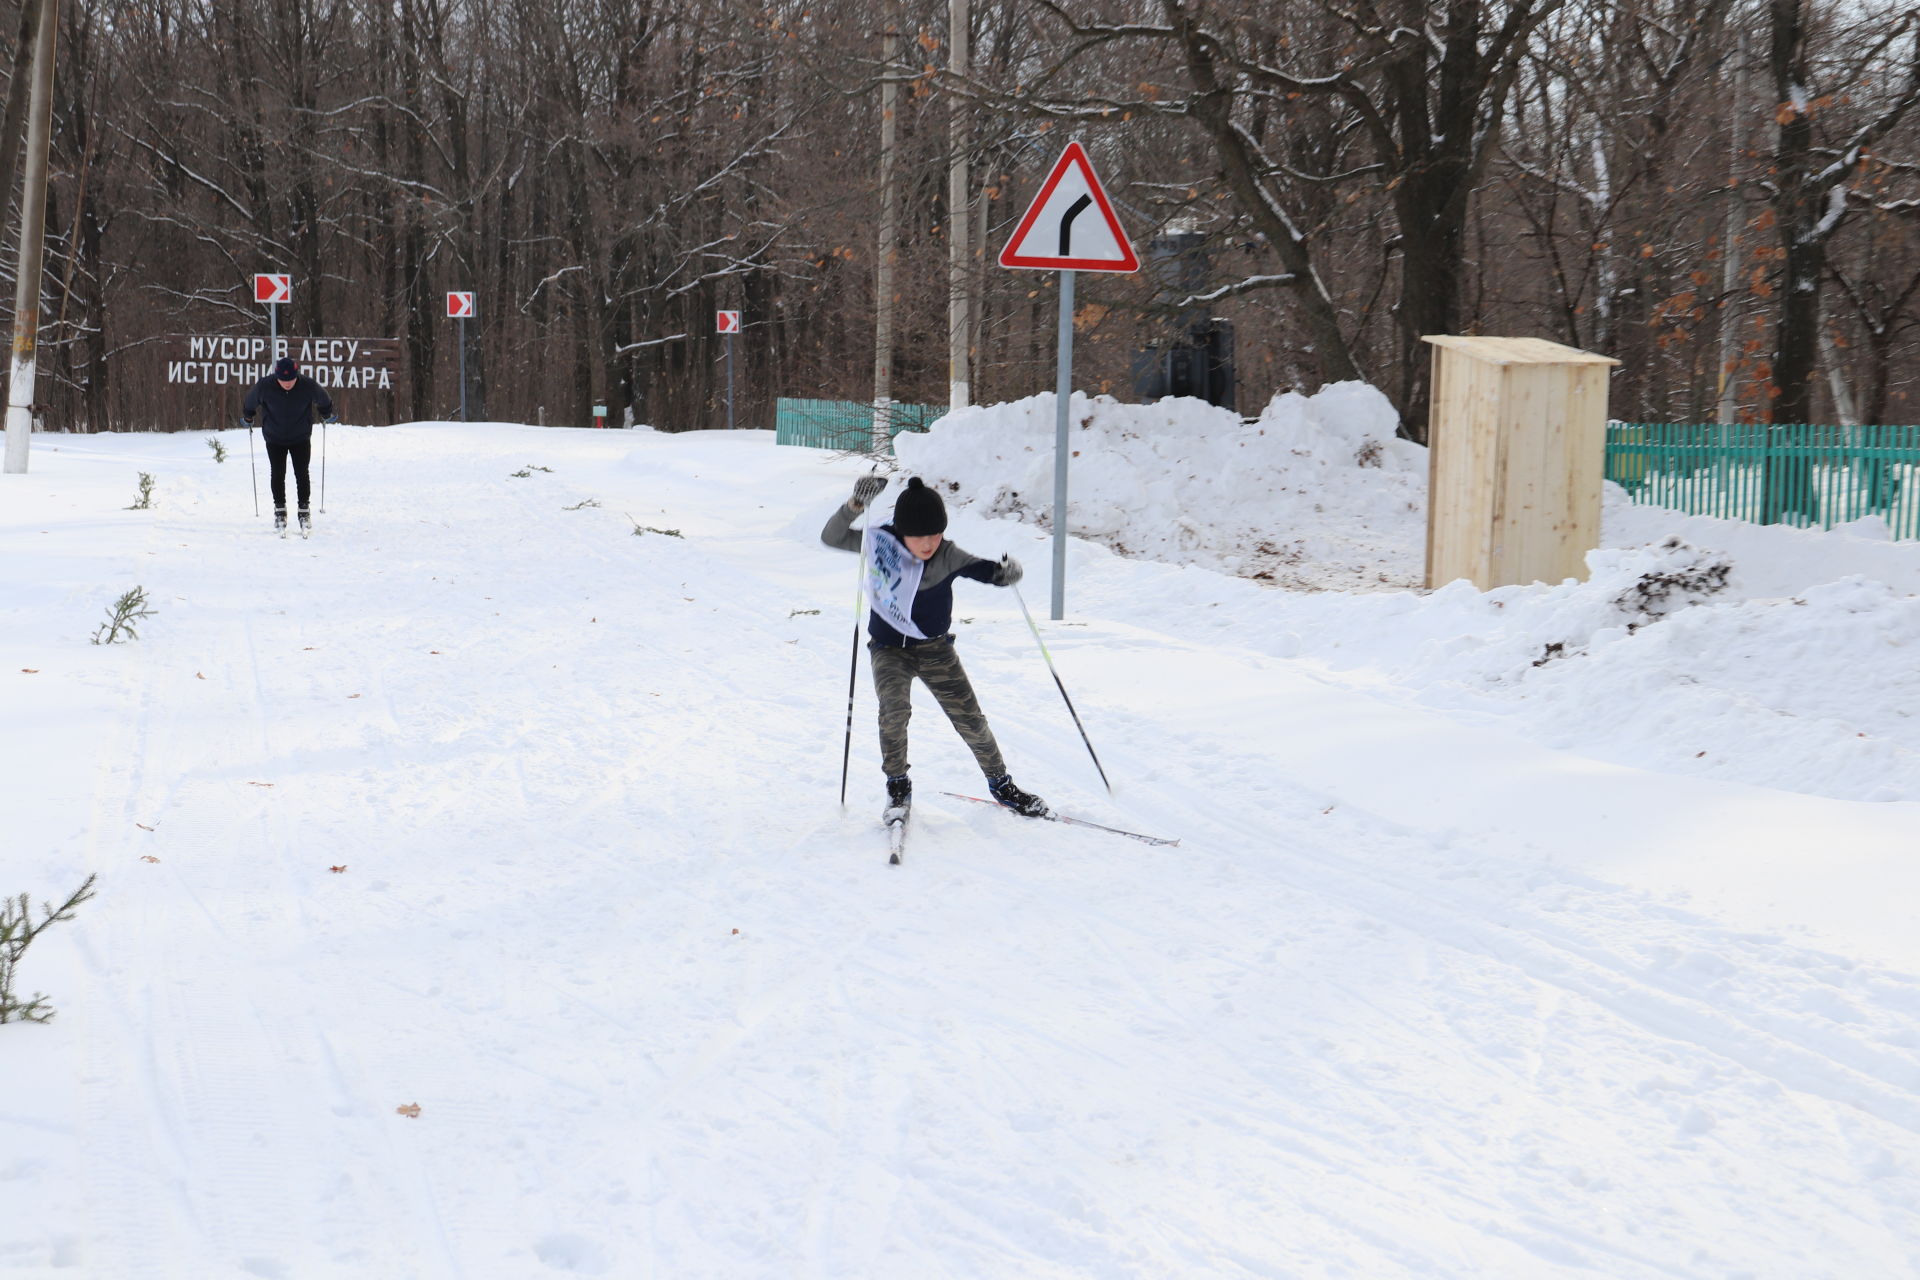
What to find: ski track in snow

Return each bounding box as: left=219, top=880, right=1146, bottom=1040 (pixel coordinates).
left=3, top=424, right=1918, bottom=1279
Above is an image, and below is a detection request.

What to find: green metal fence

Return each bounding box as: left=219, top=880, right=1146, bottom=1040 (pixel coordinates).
left=774, top=397, right=946, bottom=452
left=1605, top=422, right=1920, bottom=538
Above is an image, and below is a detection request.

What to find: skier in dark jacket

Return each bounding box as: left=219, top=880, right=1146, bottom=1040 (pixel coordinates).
left=242, top=356, right=335, bottom=535
left=821, top=474, right=1047, bottom=818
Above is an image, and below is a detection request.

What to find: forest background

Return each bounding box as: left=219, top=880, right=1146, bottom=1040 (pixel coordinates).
left=6, top=0, right=1920, bottom=439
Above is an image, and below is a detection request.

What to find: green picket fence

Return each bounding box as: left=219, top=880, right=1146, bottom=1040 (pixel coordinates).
left=775, top=397, right=946, bottom=452
left=1605, top=422, right=1920, bottom=538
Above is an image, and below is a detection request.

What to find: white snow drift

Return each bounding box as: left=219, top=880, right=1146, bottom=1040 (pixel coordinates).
left=3, top=413, right=1917, bottom=1279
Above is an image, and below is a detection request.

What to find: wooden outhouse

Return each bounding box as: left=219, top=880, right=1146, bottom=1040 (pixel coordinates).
left=1422, top=336, right=1620, bottom=590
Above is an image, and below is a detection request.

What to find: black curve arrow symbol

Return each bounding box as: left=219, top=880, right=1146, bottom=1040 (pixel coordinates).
left=1058, top=194, right=1093, bottom=257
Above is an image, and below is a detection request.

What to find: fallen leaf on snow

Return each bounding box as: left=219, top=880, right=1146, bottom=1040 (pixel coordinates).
left=21, top=668, right=38, bottom=673
left=195, top=672, right=206, bottom=680
left=140, top=855, right=160, bottom=864
left=395, top=1103, right=422, bottom=1118
left=348, top=693, right=361, bottom=699
left=430, top=650, right=442, bottom=655
left=731, top=928, right=741, bottom=935
left=329, top=865, right=347, bottom=874
left=248, top=781, right=274, bottom=788
left=136, top=822, right=154, bottom=832
left=303, top=646, right=315, bottom=651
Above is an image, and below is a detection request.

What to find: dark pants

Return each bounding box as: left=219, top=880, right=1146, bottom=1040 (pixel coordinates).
left=870, top=636, right=1006, bottom=779
left=266, top=439, right=312, bottom=511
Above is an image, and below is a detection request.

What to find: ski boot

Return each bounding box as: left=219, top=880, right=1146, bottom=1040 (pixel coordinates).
left=883, top=774, right=912, bottom=822
left=884, top=775, right=912, bottom=865
left=298, top=508, right=312, bottom=539
left=274, top=508, right=288, bottom=538
left=987, top=774, right=1047, bottom=818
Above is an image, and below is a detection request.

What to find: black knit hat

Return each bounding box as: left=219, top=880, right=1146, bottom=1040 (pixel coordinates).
left=273, top=356, right=298, bottom=379
left=891, top=476, right=948, bottom=537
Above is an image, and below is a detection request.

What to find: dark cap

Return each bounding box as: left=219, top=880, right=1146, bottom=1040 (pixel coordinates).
left=891, top=476, right=948, bottom=537
left=273, top=356, right=298, bottom=379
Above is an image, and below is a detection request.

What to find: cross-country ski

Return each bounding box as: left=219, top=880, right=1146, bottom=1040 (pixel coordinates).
left=939, top=791, right=1180, bottom=847
left=885, top=800, right=909, bottom=865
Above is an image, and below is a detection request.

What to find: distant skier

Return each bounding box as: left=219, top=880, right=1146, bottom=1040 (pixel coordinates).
left=821, top=474, right=1047, bottom=820
left=241, top=356, right=336, bottom=537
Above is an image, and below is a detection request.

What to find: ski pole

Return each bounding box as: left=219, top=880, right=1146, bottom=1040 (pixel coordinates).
left=320, top=420, right=328, bottom=513
left=1012, top=583, right=1112, bottom=794
left=838, top=562, right=864, bottom=807
left=246, top=421, right=258, bottom=516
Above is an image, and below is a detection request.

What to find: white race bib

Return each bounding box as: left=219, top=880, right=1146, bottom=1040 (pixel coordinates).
left=862, top=525, right=927, bottom=640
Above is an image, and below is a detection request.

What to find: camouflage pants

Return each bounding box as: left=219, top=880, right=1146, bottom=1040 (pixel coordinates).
left=870, top=636, right=1006, bottom=779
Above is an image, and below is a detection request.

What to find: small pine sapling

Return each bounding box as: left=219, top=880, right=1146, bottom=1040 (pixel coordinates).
left=0, top=873, right=98, bottom=1024
left=92, top=586, right=156, bottom=645
left=127, top=472, right=155, bottom=509
left=208, top=437, right=228, bottom=463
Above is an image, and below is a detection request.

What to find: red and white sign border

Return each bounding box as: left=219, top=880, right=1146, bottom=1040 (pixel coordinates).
left=997, top=141, right=1139, bottom=273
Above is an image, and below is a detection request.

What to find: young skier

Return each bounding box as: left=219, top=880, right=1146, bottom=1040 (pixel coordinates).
left=241, top=356, right=336, bottom=537
left=821, top=474, right=1047, bottom=821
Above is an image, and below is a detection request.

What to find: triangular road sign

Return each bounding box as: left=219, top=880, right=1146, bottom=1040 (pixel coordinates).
left=999, top=142, right=1139, bottom=273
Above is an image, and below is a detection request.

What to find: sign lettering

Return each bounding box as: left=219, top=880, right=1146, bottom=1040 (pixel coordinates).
left=163, top=336, right=402, bottom=391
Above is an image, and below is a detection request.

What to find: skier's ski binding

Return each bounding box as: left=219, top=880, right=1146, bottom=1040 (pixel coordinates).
left=298, top=510, right=312, bottom=539
left=987, top=774, right=1047, bottom=818
left=274, top=508, right=287, bottom=537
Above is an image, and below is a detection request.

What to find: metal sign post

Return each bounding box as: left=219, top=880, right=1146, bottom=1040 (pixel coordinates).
left=1052, top=269, right=1075, bottom=619
left=255, top=274, right=291, bottom=370
left=717, top=310, right=741, bottom=431
left=447, top=292, right=475, bottom=421
left=997, top=141, right=1139, bottom=619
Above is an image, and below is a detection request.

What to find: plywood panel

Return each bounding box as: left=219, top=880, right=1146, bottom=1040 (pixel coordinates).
left=1426, top=345, right=1503, bottom=588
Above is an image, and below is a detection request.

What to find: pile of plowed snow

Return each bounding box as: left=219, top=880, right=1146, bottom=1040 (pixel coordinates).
left=896, top=382, right=1425, bottom=591
left=900, top=387, right=1920, bottom=802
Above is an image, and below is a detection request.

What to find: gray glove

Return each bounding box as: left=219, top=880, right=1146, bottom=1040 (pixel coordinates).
left=992, top=554, right=1023, bottom=587
left=848, top=474, right=886, bottom=512
left=323, top=414, right=339, bottom=424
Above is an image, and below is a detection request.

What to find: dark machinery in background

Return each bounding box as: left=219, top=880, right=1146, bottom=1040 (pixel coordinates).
left=1131, top=225, right=1237, bottom=412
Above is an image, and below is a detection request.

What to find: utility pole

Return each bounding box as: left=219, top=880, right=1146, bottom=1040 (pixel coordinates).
left=1716, top=29, right=1748, bottom=425
left=3, top=0, right=58, bottom=474
left=871, top=8, right=900, bottom=453
left=947, top=0, right=970, bottom=413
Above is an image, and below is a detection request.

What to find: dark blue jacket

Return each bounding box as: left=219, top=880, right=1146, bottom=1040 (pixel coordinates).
left=820, top=501, right=997, bottom=646
left=243, top=374, right=334, bottom=445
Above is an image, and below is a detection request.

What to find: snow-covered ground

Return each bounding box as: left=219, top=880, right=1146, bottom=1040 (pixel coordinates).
left=4, top=417, right=1919, bottom=1278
